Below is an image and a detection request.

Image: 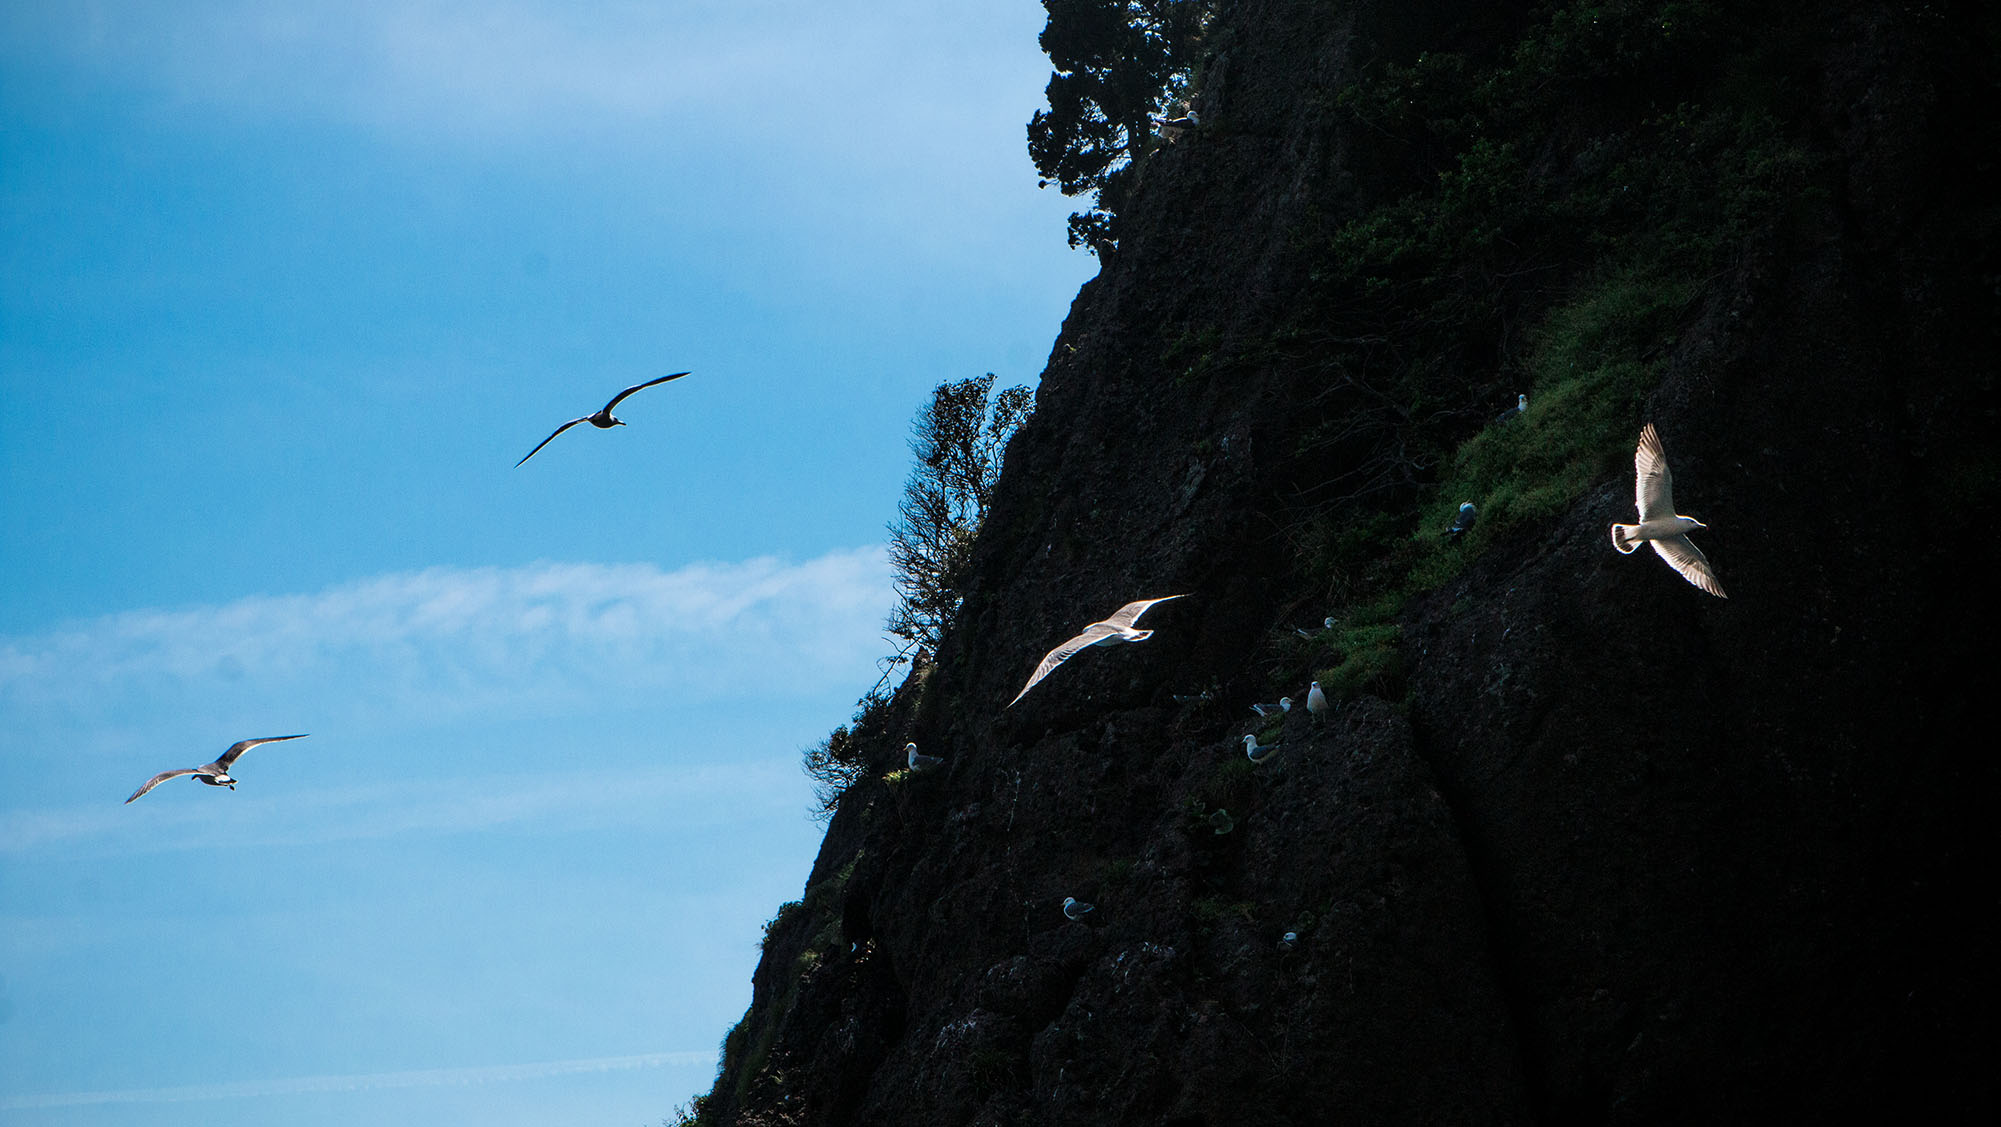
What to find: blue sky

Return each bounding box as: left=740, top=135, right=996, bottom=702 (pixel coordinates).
left=0, top=2, right=1092, bottom=1123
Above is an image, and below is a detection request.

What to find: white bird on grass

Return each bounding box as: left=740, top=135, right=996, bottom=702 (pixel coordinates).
left=1446, top=501, right=1478, bottom=538
left=1609, top=423, right=1728, bottom=598
left=125, top=735, right=308, bottom=804
left=1007, top=595, right=1188, bottom=707
left=905, top=743, right=945, bottom=772
left=1243, top=734, right=1283, bottom=764
left=1496, top=392, right=1528, bottom=423
left=515, top=372, right=691, bottom=466
left=1306, top=680, right=1330, bottom=720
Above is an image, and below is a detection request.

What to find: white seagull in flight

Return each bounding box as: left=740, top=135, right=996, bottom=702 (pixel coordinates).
left=125, top=735, right=308, bottom=804
left=1610, top=423, right=1727, bottom=598
left=1006, top=595, right=1187, bottom=708
left=516, top=372, right=691, bottom=466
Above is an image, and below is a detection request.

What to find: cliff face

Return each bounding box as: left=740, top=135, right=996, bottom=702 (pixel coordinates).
left=698, top=2, right=1996, bottom=1123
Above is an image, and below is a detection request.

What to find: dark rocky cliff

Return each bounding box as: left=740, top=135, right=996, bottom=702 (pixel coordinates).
left=693, top=1, right=1996, bottom=1122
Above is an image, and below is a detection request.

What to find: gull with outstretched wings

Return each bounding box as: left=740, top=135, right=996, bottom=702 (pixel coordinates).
left=1007, top=595, right=1186, bottom=707
left=516, top=372, right=691, bottom=466
left=125, top=735, right=309, bottom=804
left=1610, top=423, right=1727, bottom=598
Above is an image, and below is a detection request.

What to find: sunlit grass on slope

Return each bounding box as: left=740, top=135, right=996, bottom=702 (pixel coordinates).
left=1310, top=266, right=1699, bottom=702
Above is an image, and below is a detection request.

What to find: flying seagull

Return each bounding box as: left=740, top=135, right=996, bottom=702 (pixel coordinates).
left=1496, top=392, right=1528, bottom=423
left=1250, top=697, right=1292, bottom=718
left=1007, top=595, right=1187, bottom=707
left=1446, top=501, right=1478, bottom=538
left=515, top=372, right=691, bottom=466
left=125, top=735, right=308, bottom=804
left=1062, top=896, right=1095, bottom=921
left=1610, top=423, right=1728, bottom=598
left=905, top=743, right=945, bottom=773
left=1243, top=734, right=1283, bottom=764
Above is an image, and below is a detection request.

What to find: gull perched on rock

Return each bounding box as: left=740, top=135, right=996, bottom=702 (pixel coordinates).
left=1292, top=616, right=1337, bottom=639
left=1243, top=734, right=1283, bottom=764
left=1610, top=423, right=1728, bottom=598
left=1249, top=697, right=1292, bottom=718
left=1007, top=595, right=1187, bottom=707
left=905, top=743, right=945, bottom=773
left=125, top=735, right=308, bottom=804
left=1446, top=501, right=1478, bottom=538
left=1496, top=392, right=1528, bottom=423
left=1156, top=107, right=1200, bottom=139
left=1062, top=896, right=1095, bottom=921
left=516, top=372, right=691, bottom=466
left=1306, top=680, right=1330, bottom=720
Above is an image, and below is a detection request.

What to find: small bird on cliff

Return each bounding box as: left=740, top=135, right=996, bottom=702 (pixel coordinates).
left=515, top=372, right=691, bottom=466
left=1244, top=734, right=1283, bottom=764
left=1610, top=423, right=1727, bottom=598
left=125, top=734, right=308, bottom=804
left=1007, top=595, right=1187, bottom=707
left=1446, top=501, right=1478, bottom=538
left=1495, top=392, right=1528, bottom=423
left=1278, top=930, right=1299, bottom=953
left=1292, top=616, right=1337, bottom=638
left=1249, top=697, right=1291, bottom=718
left=1306, top=680, right=1330, bottom=720
left=1062, top=896, right=1095, bottom=921
left=1156, top=107, right=1200, bottom=139
left=905, top=743, right=944, bottom=773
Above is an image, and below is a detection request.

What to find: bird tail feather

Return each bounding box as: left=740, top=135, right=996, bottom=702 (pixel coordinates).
left=1609, top=523, right=1640, bottom=554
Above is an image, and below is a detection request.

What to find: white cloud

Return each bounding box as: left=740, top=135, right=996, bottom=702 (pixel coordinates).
left=10, top=1, right=1039, bottom=142
left=0, top=1050, right=714, bottom=1109
left=0, top=546, right=894, bottom=722
left=0, top=757, right=802, bottom=856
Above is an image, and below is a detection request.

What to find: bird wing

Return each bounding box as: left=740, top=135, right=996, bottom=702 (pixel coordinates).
left=214, top=733, right=308, bottom=770
left=1006, top=624, right=1117, bottom=707
left=602, top=371, right=691, bottom=413
left=125, top=768, right=199, bottom=804
left=1634, top=423, right=1676, bottom=521
left=1650, top=535, right=1728, bottom=598
left=1102, top=594, right=1187, bottom=630
left=516, top=417, right=590, bottom=467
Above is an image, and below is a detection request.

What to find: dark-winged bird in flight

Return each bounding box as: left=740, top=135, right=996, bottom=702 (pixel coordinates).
left=516, top=372, right=691, bottom=466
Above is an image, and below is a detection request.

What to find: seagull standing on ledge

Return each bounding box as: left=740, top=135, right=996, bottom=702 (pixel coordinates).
left=1610, top=423, right=1728, bottom=598
left=1496, top=393, right=1528, bottom=423
left=905, top=743, right=945, bottom=772
left=1306, top=680, right=1330, bottom=720
left=1250, top=697, right=1291, bottom=718
left=1446, top=502, right=1477, bottom=538
left=1243, top=734, right=1283, bottom=764
left=516, top=372, right=691, bottom=466
left=125, top=735, right=308, bottom=804
left=1062, top=896, right=1095, bottom=921
left=1007, top=595, right=1187, bottom=707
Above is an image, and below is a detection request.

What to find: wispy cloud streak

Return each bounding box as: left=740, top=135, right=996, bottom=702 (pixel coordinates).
left=0, top=1050, right=714, bottom=1109
left=0, top=547, right=892, bottom=721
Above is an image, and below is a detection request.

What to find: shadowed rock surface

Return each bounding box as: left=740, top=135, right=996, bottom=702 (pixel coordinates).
left=693, top=1, right=1995, bottom=1123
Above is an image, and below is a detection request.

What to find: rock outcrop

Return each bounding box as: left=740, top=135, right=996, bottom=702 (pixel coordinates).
left=695, top=2, right=1996, bottom=1122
